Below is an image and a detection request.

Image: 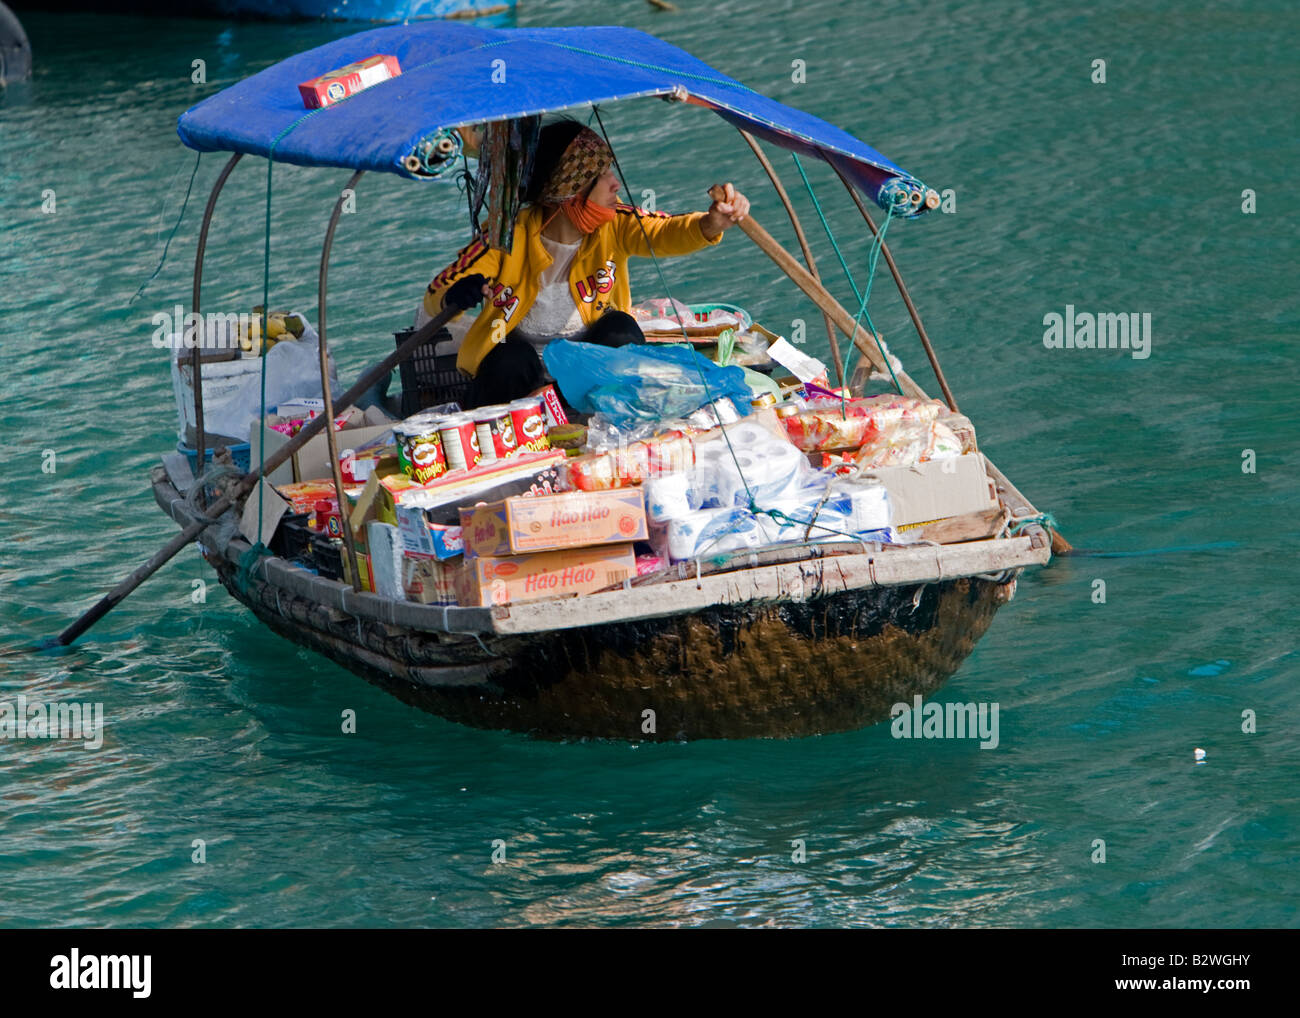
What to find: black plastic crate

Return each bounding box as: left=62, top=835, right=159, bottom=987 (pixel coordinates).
left=273, top=513, right=343, bottom=580
left=395, top=326, right=472, bottom=417
left=273, top=513, right=312, bottom=560
left=312, top=537, right=344, bottom=582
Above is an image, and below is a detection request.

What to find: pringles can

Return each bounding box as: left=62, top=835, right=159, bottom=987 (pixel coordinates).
left=438, top=413, right=482, bottom=472
left=507, top=396, right=550, bottom=454
left=395, top=418, right=448, bottom=484
left=471, top=405, right=517, bottom=463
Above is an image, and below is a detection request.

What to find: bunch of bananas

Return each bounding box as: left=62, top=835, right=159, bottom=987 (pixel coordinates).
left=237, top=307, right=308, bottom=356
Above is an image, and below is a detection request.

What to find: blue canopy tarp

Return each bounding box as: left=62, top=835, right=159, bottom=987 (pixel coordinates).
left=177, top=22, right=927, bottom=211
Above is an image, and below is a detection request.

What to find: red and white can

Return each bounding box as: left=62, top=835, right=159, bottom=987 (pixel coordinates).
left=438, top=413, right=481, bottom=472
left=507, top=396, right=550, bottom=454
left=538, top=384, right=569, bottom=428
left=471, top=405, right=517, bottom=464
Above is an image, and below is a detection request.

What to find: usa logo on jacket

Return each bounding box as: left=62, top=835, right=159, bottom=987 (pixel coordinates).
left=574, top=260, right=617, bottom=304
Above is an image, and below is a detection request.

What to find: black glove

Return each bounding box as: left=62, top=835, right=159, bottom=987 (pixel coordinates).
left=442, top=273, right=489, bottom=311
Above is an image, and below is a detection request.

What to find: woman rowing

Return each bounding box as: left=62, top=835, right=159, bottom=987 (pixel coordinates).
left=423, top=119, right=751, bottom=408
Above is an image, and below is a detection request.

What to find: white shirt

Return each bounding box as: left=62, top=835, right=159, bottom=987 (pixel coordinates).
left=514, top=234, right=585, bottom=362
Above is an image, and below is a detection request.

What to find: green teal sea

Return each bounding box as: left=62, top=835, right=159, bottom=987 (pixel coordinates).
left=0, top=0, right=1296, bottom=927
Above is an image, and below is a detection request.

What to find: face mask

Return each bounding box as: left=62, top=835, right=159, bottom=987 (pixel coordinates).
left=560, top=194, right=616, bottom=234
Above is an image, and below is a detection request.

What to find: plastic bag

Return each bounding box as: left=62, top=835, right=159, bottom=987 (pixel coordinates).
left=543, top=339, right=753, bottom=429
left=170, top=322, right=339, bottom=443
left=854, top=419, right=963, bottom=468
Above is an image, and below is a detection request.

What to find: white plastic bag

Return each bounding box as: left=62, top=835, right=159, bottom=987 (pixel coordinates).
left=170, top=323, right=339, bottom=443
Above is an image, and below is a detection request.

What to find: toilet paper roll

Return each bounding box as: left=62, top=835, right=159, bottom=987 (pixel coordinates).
left=726, top=422, right=771, bottom=448
left=645, top=473, right=691, bottom=522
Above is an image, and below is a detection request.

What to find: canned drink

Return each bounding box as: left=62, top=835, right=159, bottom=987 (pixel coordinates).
left=750, top=391, right=778, bottom=409
left=774, top=402, right=800, bottom=419
left=471, top=404, right=517, bottom=463
left=438, top=413, right=481, bottom=472
left=395, top=420, right=448, bottom=484
left=507, top=396, right=550, bottom=454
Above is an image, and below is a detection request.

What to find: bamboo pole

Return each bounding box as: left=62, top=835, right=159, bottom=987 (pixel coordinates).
left=49, top=306, right=462, bottom=648
left=317, top=170, right=366, bottom=592
left=189, top=153, right=244, bottom=501
left=829, top=163, right=958, bottom=412
left=736, top=130, right=844, bottom=388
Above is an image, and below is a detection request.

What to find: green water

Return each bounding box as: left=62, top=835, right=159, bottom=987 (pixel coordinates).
left=1, top=0, right=1296, bottom=927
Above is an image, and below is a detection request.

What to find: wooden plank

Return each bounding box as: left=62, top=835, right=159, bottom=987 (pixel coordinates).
left=982, top=456, right=1055, bottom=554
left=161, top=451, right=196, bottom=495
left=901, top=507, right=1006, bottom=544
left=152, top=469, right=496, bottom=634
left=490, top=535, right=1047, bottom=636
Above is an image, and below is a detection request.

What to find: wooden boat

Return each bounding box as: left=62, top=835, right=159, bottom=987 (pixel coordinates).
left=155, top=22, right=1057, bottom=740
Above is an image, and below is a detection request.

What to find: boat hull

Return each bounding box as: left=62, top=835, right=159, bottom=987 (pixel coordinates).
left=216, top=555, right=1016, bottom=741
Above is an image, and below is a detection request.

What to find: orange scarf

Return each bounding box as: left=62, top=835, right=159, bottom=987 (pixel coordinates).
left=560, top=195, right=616, bottom=234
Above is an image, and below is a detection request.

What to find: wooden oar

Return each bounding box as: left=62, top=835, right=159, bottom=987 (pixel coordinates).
left=43, top=305, right=463, bottom=649
left=723, top=198, right=1074, bottom=556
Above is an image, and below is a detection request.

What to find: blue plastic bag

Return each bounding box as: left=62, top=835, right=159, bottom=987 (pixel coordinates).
left=543, top=340, right=752, bottom=428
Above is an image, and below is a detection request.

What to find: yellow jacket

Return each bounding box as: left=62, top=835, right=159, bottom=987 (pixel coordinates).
left=424, top=202, right=723, bottom=376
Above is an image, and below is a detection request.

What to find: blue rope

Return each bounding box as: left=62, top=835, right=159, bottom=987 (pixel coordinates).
left=1008, top=512, right=1059, bottom=536
left=591, top=106, right=758, bottom=510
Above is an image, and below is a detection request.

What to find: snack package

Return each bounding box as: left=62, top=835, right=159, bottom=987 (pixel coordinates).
left=561, top=432, right=694, bottom=491
left=853, top=419, right=963, bottom=468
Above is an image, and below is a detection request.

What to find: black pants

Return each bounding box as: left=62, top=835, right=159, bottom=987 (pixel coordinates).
left=466, top=310, right=645, bottom=410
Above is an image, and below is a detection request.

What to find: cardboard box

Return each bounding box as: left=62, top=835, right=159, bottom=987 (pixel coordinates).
left=348, top=451, right=566, bottom=553
left=402, top=554, right=462, bottom=605
left=395, top=505, right=463, bottom=560
left=345, top=550, right=376, bottom=593
left=258, top=405, right=396, bottom=485
left=460, top=489, right=648, bottom=558
left=456, top=544, right=637, bottom=607
left=860, top=453, right=997, bottom=527
left=378, top=450, right=566, bottom=526
left=274, top=478, right=362, bottom=516
left=299, top=54, right=401, bottom=110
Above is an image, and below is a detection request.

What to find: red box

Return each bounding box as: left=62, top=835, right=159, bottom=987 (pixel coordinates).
left=299, top=54, right=401, bottom=110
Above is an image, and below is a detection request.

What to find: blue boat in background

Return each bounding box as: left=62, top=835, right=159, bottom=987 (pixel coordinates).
left=195, top=0, right=516, bottom=22
left=8, top=0, right=515, bottom=24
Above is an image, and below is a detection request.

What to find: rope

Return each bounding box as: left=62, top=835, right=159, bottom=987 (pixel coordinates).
left=236, top=541, right=270, bottom=594
left=130, top=152, right=202, bottom=304
left=591, top=105, right=757, bottom=510
left=1008, top=512, right=1059, bottom=536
